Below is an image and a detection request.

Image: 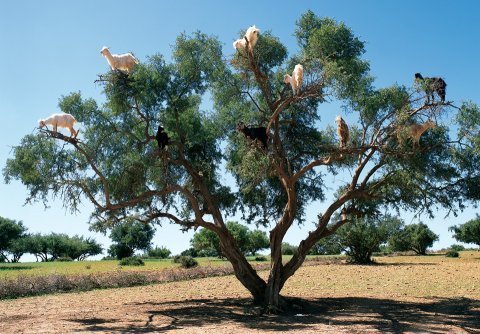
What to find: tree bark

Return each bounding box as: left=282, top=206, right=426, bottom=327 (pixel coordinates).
left=216, top=228, right=267, bottom=303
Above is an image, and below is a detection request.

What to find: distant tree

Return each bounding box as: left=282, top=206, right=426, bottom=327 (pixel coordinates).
left=108, top=219, right=155, bottom=259
left=6, top=238, right=29, bottom=263
left=449, top=244, right=465, bottom=252
left=64, top=235, right=103, bottom=261
left=449, top=216, right=480, bottom=248
left=388, top=222, right=438, bottom=255
left=191, top=226, right=220, bottom=257
left=246, top=230, right=270, bottom=256
left=180, top=247, right=199, bottom=257
left=0, top=217, right=27, bottom=262
left=23, top=234, right=51, bottom=262
left=147, top=246, right=172, bottom=259
left=309, top=234, right=342, bottom=255
left=281, top=242, right=297, bottom=255
left=191, top=222, right=269, bottom=257
left=337, top=215, right=403, bottom=264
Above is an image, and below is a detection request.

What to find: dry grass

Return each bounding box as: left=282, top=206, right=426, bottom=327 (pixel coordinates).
left=0, top=258, right=231, bottom=279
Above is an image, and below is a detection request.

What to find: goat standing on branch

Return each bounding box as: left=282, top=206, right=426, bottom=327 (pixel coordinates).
left=236, top=122, right=268, bottom=150
left=397, top=120, right=436, bottom=147
left=335, top=115, right=349, bottom=148
left=414, top=73, right=447, bottom=104
left=155, top=126, right=169, bottom=151
left=100, top=46, right=139, bottom=74
left=233, top=25, right=260, bottom=51
left=284, top=64, right=304, bottom=95
left=38, top=113, right=78, bottom=138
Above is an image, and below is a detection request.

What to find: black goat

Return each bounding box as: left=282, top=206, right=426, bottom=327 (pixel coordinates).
left=236, top=122, right=268, bottom=149
left=155, top=126, right=169, bottom=150
left=414, top=73, right=447, bottom=103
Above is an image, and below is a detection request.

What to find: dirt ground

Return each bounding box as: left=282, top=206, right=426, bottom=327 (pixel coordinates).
left=1, top=255, right=479, bottom=333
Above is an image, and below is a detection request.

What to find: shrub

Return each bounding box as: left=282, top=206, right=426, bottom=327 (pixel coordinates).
left=55, top=257, right=73, bottom=262
left=173, top=255, right=198, bottom=268
left=255, top=256, right=268, bottom=261
left=119, top=256, right=145, bottom=266
left=446, top=250, right=459, bottom=258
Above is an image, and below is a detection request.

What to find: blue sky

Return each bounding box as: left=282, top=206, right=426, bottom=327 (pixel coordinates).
left=1, top=1, right=479, bottom=258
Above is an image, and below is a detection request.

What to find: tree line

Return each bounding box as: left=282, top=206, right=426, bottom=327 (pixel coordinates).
left=0, top=217, right=102, bottom=262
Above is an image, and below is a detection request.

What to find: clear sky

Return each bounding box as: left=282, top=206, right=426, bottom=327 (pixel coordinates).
left=1, top=1, right=479, bottom=258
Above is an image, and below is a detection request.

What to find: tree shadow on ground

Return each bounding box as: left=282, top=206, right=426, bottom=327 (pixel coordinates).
left=69, top=296, right=479, bottom=333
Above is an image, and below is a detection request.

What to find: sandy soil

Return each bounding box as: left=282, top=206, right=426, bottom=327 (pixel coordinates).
left=1, top=256, right=479, bottom=333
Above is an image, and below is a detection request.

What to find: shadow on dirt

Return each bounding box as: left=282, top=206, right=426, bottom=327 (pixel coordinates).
left=69, top=296, right=479, bottom=333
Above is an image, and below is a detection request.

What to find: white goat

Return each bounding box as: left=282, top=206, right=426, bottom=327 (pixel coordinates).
left=284, top=64, right=304, bottom=95
left=38, top=113, right=78, bottom=137
left=233, top=25, right=260, bottom=51
left=100, top=46, right=139, bottom=74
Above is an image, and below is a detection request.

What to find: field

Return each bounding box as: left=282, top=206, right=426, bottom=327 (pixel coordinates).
left=0, top=257, right=231, bottom=279
left=0, top=252, right=479, bottom=333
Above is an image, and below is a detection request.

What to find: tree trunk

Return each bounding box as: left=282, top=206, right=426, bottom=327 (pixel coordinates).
left=218, top=230, right=267, bottom=303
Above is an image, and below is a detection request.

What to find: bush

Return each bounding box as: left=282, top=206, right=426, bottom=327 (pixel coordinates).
left=55, top=257, right=73, bottom=262
left=119, top=256, right=145, bottom=266
left=446, top=250, right=459, bottom=258
left=173, top=255, right=198, bottom=268
left=255, top=256, right=268, bottom=261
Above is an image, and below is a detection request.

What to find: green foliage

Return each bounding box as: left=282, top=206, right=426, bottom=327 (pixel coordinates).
left=191, top=222, right=269, bottom=257
left=449, top=216, right=480, bottom=247
left=255, top=256, right=268, bottom=262
left=179, top=247, right=198, bottom=257
left=449, top=244, right=465, bottom=252
left=55, top=257, right=73, bottom=262
left=445, top=250, right=459, bottom=258
left=389, top=223, right=438, bottom=255
left=21, top=233, right=102, bottom=262
left=119, top=256, right=145, bottom=266
left=173, top=255, right=198, bottom=268
left=0, top=217, right=28, bottom=263
left=108, top=219, right=154, bottom=260
left=337, top=216, right=403, bottom=264
left=281, top=242, right=297, bottom=255
left=309, top=234, right=342, bottom=255
left=146, top=246, right=171, bottom=259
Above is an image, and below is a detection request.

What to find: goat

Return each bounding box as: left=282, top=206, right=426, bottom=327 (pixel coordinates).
left=38, top=113, right=78, bottom=137
left=284, top=64, right=304, bottom=95
left=155, top=126, right=169, bottom=150
left=335, top=115, right=349, bottom=148
left=233, top=25, right=260, bottom=51
left=397, top=120, right=436, bottom=147
left=414, top=73, right=446, bottom=103
left=236, top=122, right=268, bottom=149
left=100, top=46, right=139, bottom=74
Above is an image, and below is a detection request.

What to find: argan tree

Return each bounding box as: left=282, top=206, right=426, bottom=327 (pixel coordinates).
left=4, top=11, right=480, bottom=311
left=449, top=216, right=480, bottom=248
